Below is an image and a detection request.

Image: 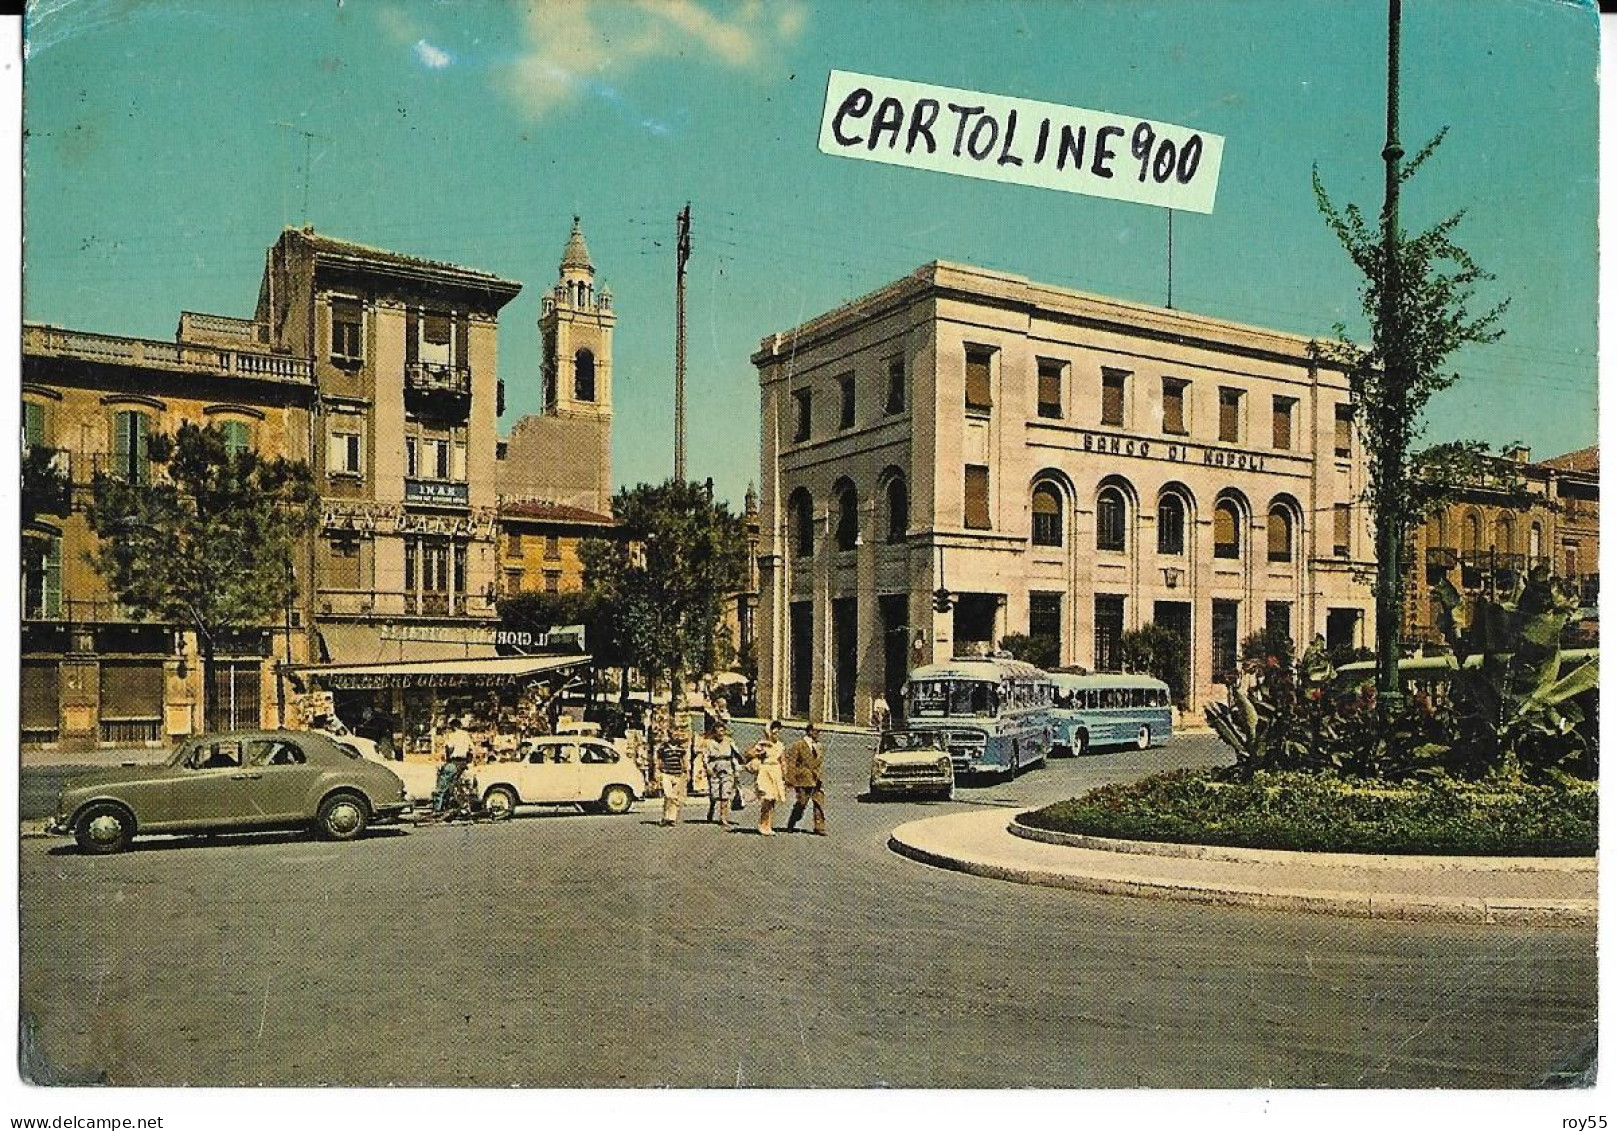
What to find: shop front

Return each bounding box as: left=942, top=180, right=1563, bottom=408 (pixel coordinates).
left=285, top=652, right=593, bottom=762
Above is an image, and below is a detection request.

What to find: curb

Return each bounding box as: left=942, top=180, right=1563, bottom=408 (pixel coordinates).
left=1007, top=820, right=1599, bottom=874
left=889, top=811, right=1597, bottom=927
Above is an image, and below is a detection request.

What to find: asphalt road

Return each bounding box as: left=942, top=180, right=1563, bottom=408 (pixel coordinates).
left=19, top=728, right=1596, bottom=1087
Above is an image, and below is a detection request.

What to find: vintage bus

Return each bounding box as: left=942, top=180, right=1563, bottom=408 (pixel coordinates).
left=902, top=656, right=1055, bottom=778
left=1048, top=672, right=1173, bottom=755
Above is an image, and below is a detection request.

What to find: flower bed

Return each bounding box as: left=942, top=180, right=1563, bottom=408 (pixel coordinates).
left=1020, top=769, right=1596, bottom=857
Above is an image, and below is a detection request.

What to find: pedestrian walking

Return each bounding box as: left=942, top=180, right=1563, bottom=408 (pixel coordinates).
left=869, top=693, right=891, bottom=733
left=702, top=725, right=742, bottom=826
left=656, top=727, right=691, bottom=826
left=783, top=722, right=828, bottom=835
left=745, top=720, right=787, bottom=836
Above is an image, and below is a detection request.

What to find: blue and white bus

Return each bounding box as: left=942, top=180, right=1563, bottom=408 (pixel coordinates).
left=1048, top=672, right=1173, bottom=755
left=902, top=656, right=1055, bottom=778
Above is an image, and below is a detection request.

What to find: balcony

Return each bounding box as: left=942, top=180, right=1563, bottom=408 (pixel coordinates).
left=24, top=324, right=313, bottom=384
left=406, top=362, right=472, bottom=396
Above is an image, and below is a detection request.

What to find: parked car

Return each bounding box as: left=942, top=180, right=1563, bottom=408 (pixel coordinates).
left=868, top=730, right=955, bottom=800
left=47, top=730, right=412, bottom=854
left=476, top=736, right=645, bottom=818
left=337, top=734, right=443, bottom=803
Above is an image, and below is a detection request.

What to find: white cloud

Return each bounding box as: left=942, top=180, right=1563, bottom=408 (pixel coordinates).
left=414, top=39, right=453, bottom=69
left=499, top=0, right=806, bottom=120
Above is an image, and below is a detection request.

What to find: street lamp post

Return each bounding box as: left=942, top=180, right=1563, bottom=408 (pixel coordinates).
left=1374, top=0, right=1407, bottom=710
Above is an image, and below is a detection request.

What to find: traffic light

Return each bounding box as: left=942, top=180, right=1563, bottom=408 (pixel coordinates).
left=932, top=587, right=953, bottom=613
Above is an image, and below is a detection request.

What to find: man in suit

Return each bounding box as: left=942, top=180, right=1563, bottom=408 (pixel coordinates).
left=783, top=722, right=827, bottom=835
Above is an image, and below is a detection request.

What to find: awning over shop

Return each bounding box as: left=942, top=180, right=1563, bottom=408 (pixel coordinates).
left=317, top=623, right=500, bottom=664
left=289, top=653, right=592, bottom=690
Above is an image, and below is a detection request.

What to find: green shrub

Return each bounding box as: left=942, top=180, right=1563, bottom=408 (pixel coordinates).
left=1021, top=769, right=1596, bottom=856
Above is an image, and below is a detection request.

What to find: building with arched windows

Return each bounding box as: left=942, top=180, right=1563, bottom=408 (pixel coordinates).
left=1404, top=445, right=1599, bottom=648
left=752, top=261, right=1376, bottom=721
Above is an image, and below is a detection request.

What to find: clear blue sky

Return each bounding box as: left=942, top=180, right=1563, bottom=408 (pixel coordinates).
left=21, top=0, right=1599, bottom=509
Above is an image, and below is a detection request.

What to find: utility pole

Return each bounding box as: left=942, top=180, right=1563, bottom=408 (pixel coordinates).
left=1374, top=0, right=1406, bottom=708
left=674, top=203, right=692, bottom=482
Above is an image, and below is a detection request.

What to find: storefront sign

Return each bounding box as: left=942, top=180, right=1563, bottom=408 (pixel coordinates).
left=1062, top=429, right=1269, bottom=473
left=820, top=70, right=1224, bottom=213
left=404, top=479, right=470, bottom=507
left=495, top=625, right=586, bottom=653
left=322, top=671, right=531, bottom=690
left=379, top=624, right=496, bottom=646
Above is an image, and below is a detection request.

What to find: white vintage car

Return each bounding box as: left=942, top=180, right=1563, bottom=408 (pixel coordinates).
left=475, top=735, right=645, bottom=818
left=868, top=729, right=955, bottom=800
left=335, top=734, right=443, bottom=803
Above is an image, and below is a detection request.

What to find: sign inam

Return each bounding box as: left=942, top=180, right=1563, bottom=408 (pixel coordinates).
left=820, top=70, right=1224, bottom=213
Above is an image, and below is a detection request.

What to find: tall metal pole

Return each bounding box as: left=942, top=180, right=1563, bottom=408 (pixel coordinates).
left=674, top=204, right=692, bottom=482
left=1166, top=209, right=1174, bottom=309
left=1375, top=0, right=1406, bottom=707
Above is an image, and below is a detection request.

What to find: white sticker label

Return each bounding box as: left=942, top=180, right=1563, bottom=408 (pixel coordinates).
left=819, top=70, right=1224, bottom=214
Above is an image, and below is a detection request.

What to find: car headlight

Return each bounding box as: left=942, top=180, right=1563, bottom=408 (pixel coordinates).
left=937, top=757, right=951, bottom=772
left=872, top=758, right=887, bottom=775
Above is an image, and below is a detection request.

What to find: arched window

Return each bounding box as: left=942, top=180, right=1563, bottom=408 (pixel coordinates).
left=573, top=350, right=596, bottom=402
left=834, top=479, right=859, bottom=551
left=789, top=489, right=813, bottom=558
left=1214, top=498, right=1242, bottom=559
left=1493, top=514, right=1515, bottom=555
left=1266, top=505, right=1294, bottom=563
left=1464, top=511, right=1482, bottom=554
left=884, top=475, right=908, bottom=544
left=1096, top=486, right=1126, bottom=552
left=1530, top=522, right=1543, bottom=562
left=1031, top=482, right=1063, bottom=547
left=1157, top=493, right=1186, bottom=556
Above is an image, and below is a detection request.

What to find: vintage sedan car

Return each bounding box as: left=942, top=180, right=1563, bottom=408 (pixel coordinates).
left=47, top=730, right=412, bottom=854
left=869, top=729, right=955, bottom=800
left=476, top=735, right=645, bottom=818
left=337, top=734, right=443, bottom=803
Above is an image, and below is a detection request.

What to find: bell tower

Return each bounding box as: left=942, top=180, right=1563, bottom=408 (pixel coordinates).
left=539, top=216, right=615, bottom=422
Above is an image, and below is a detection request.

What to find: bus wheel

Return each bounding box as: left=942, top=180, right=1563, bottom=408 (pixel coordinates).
left=1136, top=725, right=1152, bottom=750
left=1075, top=729, right=1090, bottom=756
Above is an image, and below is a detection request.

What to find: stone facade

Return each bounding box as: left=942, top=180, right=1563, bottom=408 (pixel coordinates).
left=752, top=261, right=1376, bottom=723
left=20, top=226, right=527, bottom=749
left=21, top=322, right=317, bottom=749
left=1404, top=445, right=1599, bottom=647
left=495, top=500, right=617, bottom=598
left=257, top=227, right=522, bottom=645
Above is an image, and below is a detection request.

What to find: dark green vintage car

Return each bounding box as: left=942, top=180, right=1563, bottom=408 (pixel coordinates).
left=47, top=730, right=411, bottom=854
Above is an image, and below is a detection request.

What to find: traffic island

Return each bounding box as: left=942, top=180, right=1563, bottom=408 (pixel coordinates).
left=888, top=808, right=1596, bottom=926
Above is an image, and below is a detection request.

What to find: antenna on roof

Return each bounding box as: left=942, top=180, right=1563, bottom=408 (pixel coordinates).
left=274, top=121, right=329, bottom=228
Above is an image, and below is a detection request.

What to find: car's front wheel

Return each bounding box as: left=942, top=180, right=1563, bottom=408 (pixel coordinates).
left=483, top=786, right=518, bottom=821
left=1136, top=725, right=1152, bottom=750
left=74, top=802, right=134, bottom=855
left=315, top=792, right=370, bottom=842
left=600, top=784, right=634, bottom=815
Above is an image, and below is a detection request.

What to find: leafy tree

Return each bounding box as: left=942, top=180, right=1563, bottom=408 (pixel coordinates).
left=1313, top=128, right=1509, bottom=700
left=998, top=632, right=1059, bottom=672
left=85, top=422, right=318, bottom=726
left=21, top=445, right=70, bottom=573
left=1119, top=623, right=1189, bottom=706
left=578, top=479, right=747, bottom=707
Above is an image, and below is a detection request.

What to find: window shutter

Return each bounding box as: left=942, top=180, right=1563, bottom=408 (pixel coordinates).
left=452, top=442, right=467, bottom=482
left=112, top=412, right=131, bottom=479
left=454, top=315, right=469, bottom=368
left=43, top=537, right=62, bottom=618
left=405, top=309, right=419, bottom=366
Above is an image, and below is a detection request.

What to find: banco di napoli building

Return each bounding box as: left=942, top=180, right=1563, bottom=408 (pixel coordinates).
left=752, top=261, right=1374, bottom=722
